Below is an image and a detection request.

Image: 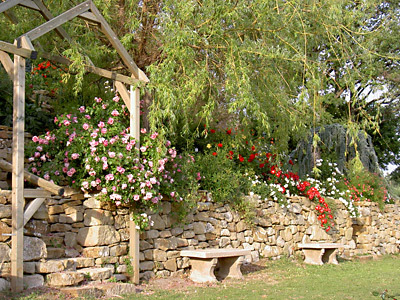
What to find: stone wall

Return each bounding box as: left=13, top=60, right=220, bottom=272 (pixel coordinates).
left=1, top=190, right=400, bottom=289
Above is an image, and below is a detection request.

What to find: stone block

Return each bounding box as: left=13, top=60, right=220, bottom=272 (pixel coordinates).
left=164, top=259, right=177, bottom=272
left=68, top=257, right=95, bottom=268
left=171, top=227, right=183, bottom=236
left=153, top=249, right=167, bottom=262
left=253, top=227, right=268, bottom=242
left=0, top=204, right=11, bottom=218
left=219, top=237, right=230, bottom=247
left=150, top=214, right=165, bottom=230
left=48, top=205, right=64, bottom=215
left=77, top=267, right=113, bottom=281
left=236, top=220, right=248, bottom=232
left=82, top=246, right=110, bottom=258
left=115, top=215, right=129, bottom=229
left=146, top=230, right=160, bottom=239
left=24, top=262, right=36, bottom=274
left=281, top=227, right=293, bottom=242
left=24, top=236, right=47, bottom=261
left=59, top=212, right=84, bottom=223
left=47, top=247, right=66, bottom=259
left=0, top=243, right=10, bottom=262
left=32, top=203, right=48, bottom=220
left=24, top=220, right=49, bottom=237
left=50, top=223, right=72, bottom=232
left=46, top=272, right=85, bottom=287
left=140, top=261, right=154, bottom=271
left=36, top=259, right=76, bottom=273
left=77, top=225, right=120, bottom=246
left=110, top=244, right=128, bottom=256
left=140, top=240, right=153, bottom=250
left=0, top=222, right=11, bottom=242
left=84, top=209, right=114, bottom=226
left=0, top=278, right=10, bottom=291
left=182, top=230, right=195, bottom=239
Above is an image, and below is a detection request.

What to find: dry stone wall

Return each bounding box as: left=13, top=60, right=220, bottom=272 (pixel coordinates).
left=1, top=190, right=400, bottom=289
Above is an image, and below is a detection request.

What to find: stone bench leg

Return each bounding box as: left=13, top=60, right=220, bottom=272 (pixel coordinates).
left=322, top=248, right=338, bottom=264
left=189, top=258, right=218, bottom=283
left=302, top=249, right=324, bottom=265
left=216, top=256, right=244, bottom=280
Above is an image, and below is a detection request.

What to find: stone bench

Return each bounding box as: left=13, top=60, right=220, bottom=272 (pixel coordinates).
left=180, top=249, right=251, bottom=283
left=298, top=243, right=346, bottom=265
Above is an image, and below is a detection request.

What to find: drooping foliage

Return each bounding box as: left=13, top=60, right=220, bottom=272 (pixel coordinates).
left=0, top=0, right=399, bottom=169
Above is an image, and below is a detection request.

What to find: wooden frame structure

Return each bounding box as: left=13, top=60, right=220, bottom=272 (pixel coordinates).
left=0, top=0, right=147, bottom=291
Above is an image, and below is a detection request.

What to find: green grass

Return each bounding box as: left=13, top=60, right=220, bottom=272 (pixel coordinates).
left=119, top=255, right=400, bottom=300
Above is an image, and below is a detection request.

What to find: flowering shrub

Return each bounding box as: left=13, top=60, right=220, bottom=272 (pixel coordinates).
left=27, top=94, right=199, bottom=229
left=28, top=60, right=66, bottom=97
left=193, top=127, right=334, bottom=231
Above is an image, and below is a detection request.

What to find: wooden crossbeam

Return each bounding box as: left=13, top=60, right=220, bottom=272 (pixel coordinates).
left=0, top=50, right=14, bottom=80
left=0, top=41, right=142, bottom=86
left=0, top=189, right=51, bottom=198
left=88, top=2, right=149, bottom=82
left=25, top=0, right=91, bottom=41
left=0, top=0, right=23, bottom=14
left=23, top=197, right=45, bottom=226
left=0, top=159, right=64, bottom=196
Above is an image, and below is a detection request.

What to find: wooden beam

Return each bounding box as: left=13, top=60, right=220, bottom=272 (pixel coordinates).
left=0, top=0, right=23, bottom=14
left=25, top=0, right=91, bottom=41
left=17, top=0, right=39, bottom=10
left=31, top=0, right=71, bottom=42
left=79, top=11, right=100, bottom=24
left=0, top=189, right=52, bottom=198
left=129, top=86, right=140, bottom=284
left=11, top=52, right=25, bottom=293
left=0, top=50, right=14, bottom=81
left=23, top=197, right=45, bottom=226
left=115, top=81, right=132, bottom=111
left=88, top=2, right=149, bottom=83
left=0, top=41, right=142, bottom=85
left=0, top=159, right=64, bottom=196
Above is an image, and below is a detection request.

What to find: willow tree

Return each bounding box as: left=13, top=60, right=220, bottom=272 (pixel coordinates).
left=1, top=0, right=399, bottom=158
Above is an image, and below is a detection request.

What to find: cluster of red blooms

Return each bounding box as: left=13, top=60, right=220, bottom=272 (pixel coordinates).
left=207, top=126, right=333, bottom=232
left=30, top=60, right=64, bottom=95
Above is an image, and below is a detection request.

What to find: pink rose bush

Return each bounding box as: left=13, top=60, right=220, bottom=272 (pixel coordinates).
left=27, top=94, right=199, bottom=229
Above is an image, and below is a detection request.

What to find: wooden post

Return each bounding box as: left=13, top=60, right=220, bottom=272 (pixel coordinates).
left=129, top=85, right=140, bottom=284
left=11, top=50, right=25, bottom=293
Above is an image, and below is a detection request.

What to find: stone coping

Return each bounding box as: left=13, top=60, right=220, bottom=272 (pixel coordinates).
left=180, top=249, right=251, bottom=258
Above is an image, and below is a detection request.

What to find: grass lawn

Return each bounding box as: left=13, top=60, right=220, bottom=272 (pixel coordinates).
left=4, top=255, right=400, bottom=300
left=122, top=255, right=400, bottom=300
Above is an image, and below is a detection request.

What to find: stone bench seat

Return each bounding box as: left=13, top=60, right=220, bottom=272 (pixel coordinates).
left=298, top=243, right=347, bottom=265
left=181, top=249, right=251, bottom=283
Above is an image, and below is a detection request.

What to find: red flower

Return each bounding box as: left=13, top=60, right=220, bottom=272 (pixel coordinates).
left=229, top=151, right=234, bottom=155
left=239, top=155, right=244, bottom=162
left=210, top=129, right=216, bottom=133
left=212, top=152, right=217, bottom=156
left=259, top=163, right=265, bottom=168
left=251, top=145, right=256, bottom=151
left=326, top=226, right=331, bottom=232
left=226, top=129, right=232, bottom=135
left=248, top=153, right=256, bottom=162
left=217, top=143, right=223, bottom=148
left=289, top=159, right=294, bottom=165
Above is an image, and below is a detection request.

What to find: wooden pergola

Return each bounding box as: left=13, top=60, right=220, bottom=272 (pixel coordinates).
left=0, top=0, right=148, bottom=292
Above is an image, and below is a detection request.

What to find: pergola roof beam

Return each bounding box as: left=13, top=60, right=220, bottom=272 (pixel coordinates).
left=89, top=1, right=149, bottom=82
left=0, top=40, right=142, bottom=85
left=0, top=0, right=23, bottom=14
left=25, top=0, right=91, bottom=41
